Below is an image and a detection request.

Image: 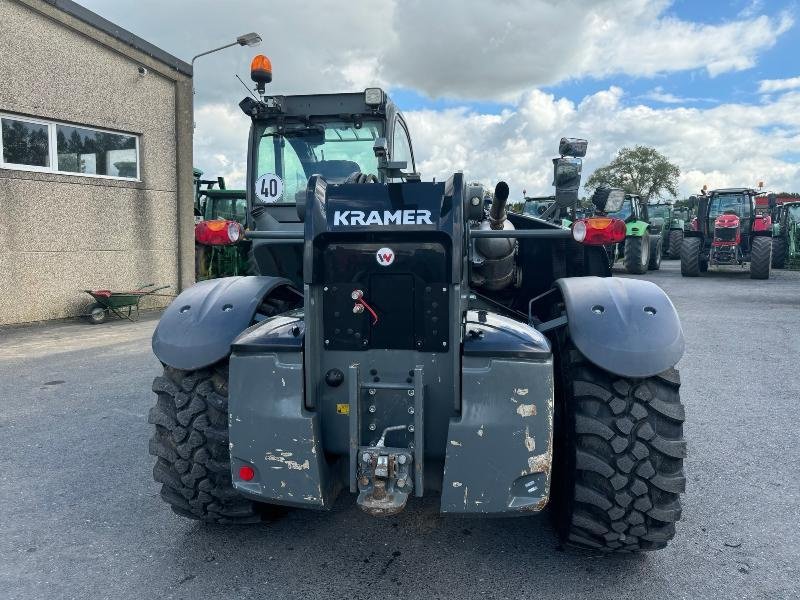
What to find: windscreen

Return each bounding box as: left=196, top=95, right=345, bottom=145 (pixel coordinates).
left=787, top=205, right=800, bottom=223
left=608, top=197, right=632, bottom=220
left=709, top=193, right=749, bottom=218
left=255, top=121, right=383, bottom=203
left=649, top=205, right=670, bottom=219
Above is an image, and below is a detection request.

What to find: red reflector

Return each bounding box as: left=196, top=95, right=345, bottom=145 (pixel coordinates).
left=572, top=217, right=626, bottom=245
left=239, top=465, right=255, bottom=481
left=195, top=219, right=243, bottom=246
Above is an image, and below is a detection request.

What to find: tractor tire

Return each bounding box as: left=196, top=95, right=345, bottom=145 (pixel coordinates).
left=648, top=237, right=662, bottom=271
left=750, top=236, right=772, bottom=280
left=771, top=237, right=787, bottom=269
left=667, top=230, right=683, bottom=259
left=553, top=344, right=686, bottom=552
left=623, top=234, right=649, bottom=275
left=148, top=363, right=266, bottom=524
left=680, top=237, right=701, bottom=277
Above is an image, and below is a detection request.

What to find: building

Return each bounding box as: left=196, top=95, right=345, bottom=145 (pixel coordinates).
left=0, top=0, right=194, bottom=325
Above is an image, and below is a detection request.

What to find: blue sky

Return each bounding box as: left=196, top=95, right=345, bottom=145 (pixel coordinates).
left=79, top=0, right=800, bottom=198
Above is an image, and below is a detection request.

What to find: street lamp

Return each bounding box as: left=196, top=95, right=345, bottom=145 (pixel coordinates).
left=190, top=32, right=262, bottom=68
left=190, top=33, right=262, bottom=128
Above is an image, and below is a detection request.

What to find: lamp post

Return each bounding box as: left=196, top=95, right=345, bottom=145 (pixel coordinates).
left=190, top=32, right=262, bottom=128
left=191, top=32, right=262, bottom=69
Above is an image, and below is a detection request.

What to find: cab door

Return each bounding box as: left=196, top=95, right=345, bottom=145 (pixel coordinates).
left=390, top=116, right=416, bottom=178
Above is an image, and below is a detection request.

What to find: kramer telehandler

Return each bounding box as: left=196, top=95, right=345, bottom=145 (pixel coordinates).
left=147, top=55, right=686, bottom=553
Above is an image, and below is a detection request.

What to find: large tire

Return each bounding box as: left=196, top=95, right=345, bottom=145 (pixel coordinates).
left=680, top=237, right=701, bottom=277
left=648, top=237, right=662, bottom=270
left=667, top=230, right=683, bottom=259
left=553, top=345, right=686, bottom=552
left=750, top=236, right=772, bottom=280
left=623, top=234, right=649, bottom=274
left=148, top=363, right=264, bottom=523
left=771, top=237, right=787, bottom=269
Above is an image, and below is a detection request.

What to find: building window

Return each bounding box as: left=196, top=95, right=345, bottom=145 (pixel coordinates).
left=1, top=117, right=50, bottom=168
left=0, top=114, right=139, bottom=180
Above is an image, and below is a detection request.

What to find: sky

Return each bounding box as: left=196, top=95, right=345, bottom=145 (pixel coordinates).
left=77, top=0, right=800, bottom=200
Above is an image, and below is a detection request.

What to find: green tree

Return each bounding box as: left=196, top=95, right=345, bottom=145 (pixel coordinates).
left=586, top=145, right=680, bottom=201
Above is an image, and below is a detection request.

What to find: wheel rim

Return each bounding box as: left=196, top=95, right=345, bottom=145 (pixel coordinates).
left=641, top=239, right=650, bottom=266
left=92, top=308, right=105, bottom=320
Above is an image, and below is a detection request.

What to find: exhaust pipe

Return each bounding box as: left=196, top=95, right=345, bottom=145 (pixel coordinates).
left=472, top=181, right=517, bottom=290
left=489, top=181, right=510, bottom=229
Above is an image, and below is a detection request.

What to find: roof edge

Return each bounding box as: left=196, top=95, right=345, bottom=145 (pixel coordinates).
left=43, top=0, right=192, bottom=77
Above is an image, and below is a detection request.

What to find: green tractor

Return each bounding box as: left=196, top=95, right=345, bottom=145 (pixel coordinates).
left=523, top=195, right=555, bottom=218
left=193, top=169, right=250, bottom=280
left=770, top=200, right=800, bottom=269
left=647, top=203, right=686, bottom=259
left=603, top=194, right=661, bottom=274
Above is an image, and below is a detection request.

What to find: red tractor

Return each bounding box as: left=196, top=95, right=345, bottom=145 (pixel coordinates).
left=681, top=188, right=772, bottom=279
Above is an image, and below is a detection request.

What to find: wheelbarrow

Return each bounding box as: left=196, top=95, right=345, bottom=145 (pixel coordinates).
left=82, top=283, right=171, bottom=324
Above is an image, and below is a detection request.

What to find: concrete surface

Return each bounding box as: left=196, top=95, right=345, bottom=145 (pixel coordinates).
left=1, top=261, right=798, bottom=599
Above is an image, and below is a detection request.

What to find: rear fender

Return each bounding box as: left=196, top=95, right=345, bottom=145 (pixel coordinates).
left=152, top=276, right=298, bottom=370
left=554, top=276, right=684, bottom=378
left=626, top=220, right=649, bottom=237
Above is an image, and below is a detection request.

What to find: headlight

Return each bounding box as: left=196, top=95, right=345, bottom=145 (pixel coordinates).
left=572, top=220, right=587, bottom=243
left=227, top=221, right=242, bottom=243
left=365, top=88, right=384, bottom=106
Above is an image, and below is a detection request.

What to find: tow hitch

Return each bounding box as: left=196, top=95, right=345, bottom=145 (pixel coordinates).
left=349, top=365, right=424, bottom=516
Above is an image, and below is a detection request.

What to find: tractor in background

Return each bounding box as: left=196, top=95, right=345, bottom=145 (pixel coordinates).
left=193, top=170, right=250, bottom=280
left=681, top=188, right=772, bottom=278
left=648, top=203, right=685, bottom=259
left=601, top=194, right=661, bottom=273
left=523, top=195, right=555, bottom=218
left=767, top=197, right=800, bottom=269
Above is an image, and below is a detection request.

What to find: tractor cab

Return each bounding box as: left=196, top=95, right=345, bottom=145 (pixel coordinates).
left=241, top=90, right=415, bottom=224
left=607, top=193, right=647, bottom=224
left=239, top=58, right=416, bottom=286
left=707, top=190, right=753, bottom=240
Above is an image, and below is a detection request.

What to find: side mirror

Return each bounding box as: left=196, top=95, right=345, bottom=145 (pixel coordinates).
left=373, top=137, right=388, bottom=159
left=559, top=137, right=588, bottom=158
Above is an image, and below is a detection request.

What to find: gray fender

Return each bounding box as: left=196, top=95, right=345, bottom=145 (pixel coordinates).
left=152, top=276, right=296, bottom=371
left=555, top=276, right=684, bottom=378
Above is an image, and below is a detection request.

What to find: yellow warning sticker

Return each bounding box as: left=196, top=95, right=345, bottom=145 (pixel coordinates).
left=336, top=403, right=350, bottom=415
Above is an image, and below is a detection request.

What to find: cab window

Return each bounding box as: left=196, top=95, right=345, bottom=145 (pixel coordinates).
left=391, top=119, right=414, bottom=173
left=709, top=194, right=749, bottom=218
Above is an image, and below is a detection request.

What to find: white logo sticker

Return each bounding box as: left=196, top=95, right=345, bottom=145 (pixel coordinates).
left=376, top=247, right=395, bottom=266
left=255, top=173, right=284, bottom=203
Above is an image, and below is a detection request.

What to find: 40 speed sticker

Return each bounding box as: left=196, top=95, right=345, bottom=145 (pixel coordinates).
left=255, top=172, right=284, bottom=203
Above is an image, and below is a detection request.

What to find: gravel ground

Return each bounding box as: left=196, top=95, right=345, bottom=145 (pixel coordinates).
left=1, top=261, right=798, bottom=600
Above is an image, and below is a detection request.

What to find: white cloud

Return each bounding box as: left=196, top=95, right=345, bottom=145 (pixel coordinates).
left=79, top=0, right=793, bottom=103
left=193, top=104, right=251, bottom=187
left=405, top=88, right=800, bottom=200
left=196, top=86, right=800, bottom=200
left=74, top=1, right=800, bottom=198
left=758, top=76, right=800, bottom=93
left=380, top=1, right=793, bottom=99
left=640, top=87, right=717, bottom=104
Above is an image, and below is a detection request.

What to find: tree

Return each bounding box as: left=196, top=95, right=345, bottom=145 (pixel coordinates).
left=585, top=145, right=680, bottom=201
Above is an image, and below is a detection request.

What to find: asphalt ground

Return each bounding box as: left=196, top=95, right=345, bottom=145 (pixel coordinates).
left=1, top=260, right=799, bottom=600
